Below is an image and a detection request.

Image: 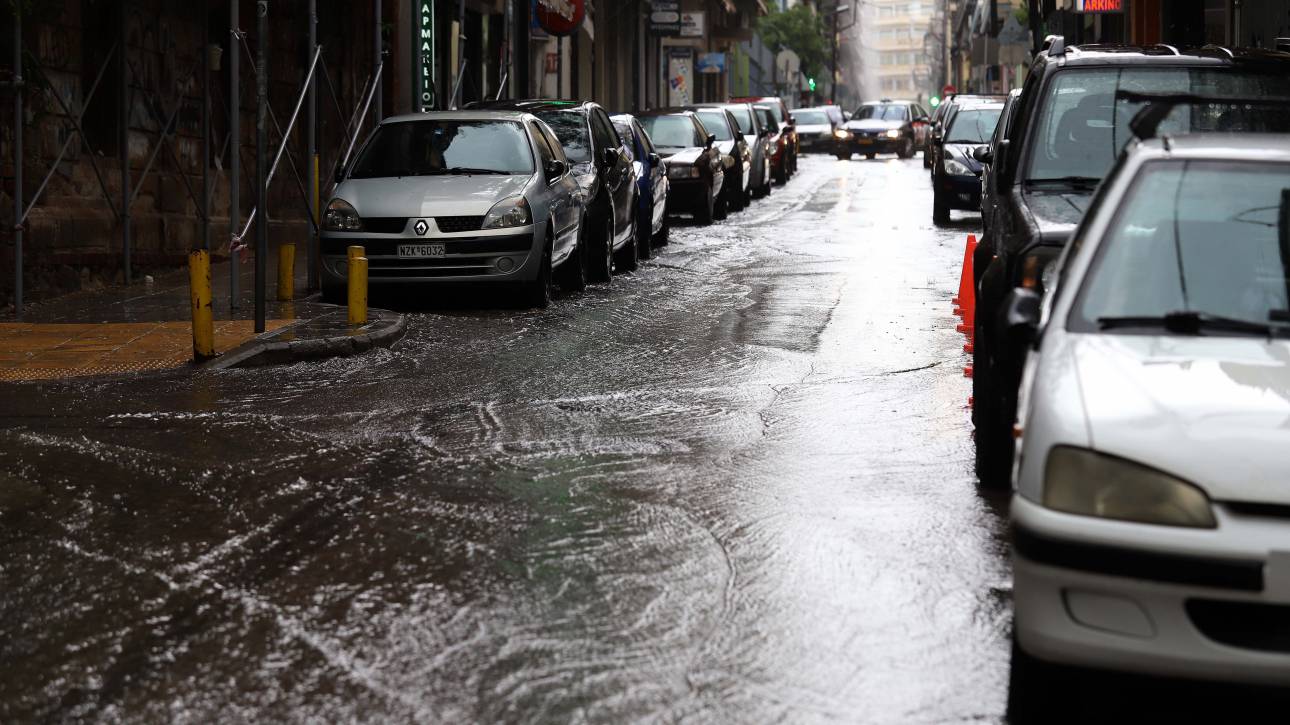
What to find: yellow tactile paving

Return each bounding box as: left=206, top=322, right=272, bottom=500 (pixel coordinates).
left=0, top=320, right=293, bottom=382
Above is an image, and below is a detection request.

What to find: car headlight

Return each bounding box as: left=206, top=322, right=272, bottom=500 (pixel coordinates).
left=834, top=129, right=851, bottom=139
left=668, top=165, right=701, bottom=180
left=1043, top=447, right=1217, bottom=528
left=885, top=129, right=902, bottom=139
left=481, top=196, right=531, bottom=229
left=323, top=199, right=363, bottom=232
left=944, top=158, right=973, bottom=176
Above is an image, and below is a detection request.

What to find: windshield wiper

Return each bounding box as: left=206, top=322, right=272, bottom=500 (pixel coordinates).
left=1098, top=311, right=1288, bottom=337
left=1026, top=176, right=1100, bottom=189
left=444, top=167, right=511, bottom=175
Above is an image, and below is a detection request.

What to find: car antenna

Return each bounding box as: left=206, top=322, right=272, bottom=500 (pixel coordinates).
left=1115, top=91, right=1290, bottom=140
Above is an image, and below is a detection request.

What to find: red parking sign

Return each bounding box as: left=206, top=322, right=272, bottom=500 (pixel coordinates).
left=942, top=84, right=957, bottom=96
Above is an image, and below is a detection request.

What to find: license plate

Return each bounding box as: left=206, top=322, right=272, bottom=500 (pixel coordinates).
left=398, top=243, right=445, bottom=258
left=857, top=138, right=873, bottom=145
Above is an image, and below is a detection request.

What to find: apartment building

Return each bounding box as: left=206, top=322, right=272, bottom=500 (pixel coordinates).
left=867, top=0, right=937, bottom=101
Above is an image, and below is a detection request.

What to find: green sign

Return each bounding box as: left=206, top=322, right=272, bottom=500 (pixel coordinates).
left=418, top=1, right=435, bottom=110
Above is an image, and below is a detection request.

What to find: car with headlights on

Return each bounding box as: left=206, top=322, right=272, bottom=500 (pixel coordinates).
left=471, top=99, right=641, bottom=277
left=840, top=99, right=929, bottom=159
left=689, top=106, right=751, bottom=213
left=1004, top=132, right=1290, bottom=717
left=720, top=102, right=775, bottom=199
left=931, top=100, right=1003, bottom=223
left=611, top=113, right=670, bottom=255
left=789, top=107, right=841, bottom=154
left=322, top=110, right=585, bottom=307
left=636, top=110, right=726, bottom=225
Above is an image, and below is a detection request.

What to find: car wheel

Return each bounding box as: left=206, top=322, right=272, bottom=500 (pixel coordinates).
left=520, top=240, right=553, bottom=309
left=614, top=214, right=639, bottom=273
left=836, top=150, right=851, bottom=160
left=1007, top=636, right=1073, bottom=724
left=714, top=189, right=729, bottom=221
left=923, top=149, right=933, bottom=169
left=774, top=162, right=787, bottom=184
left=587, top=211, right=614, bottom=284
left=897, top=138, right=914, bottom=159
left=695, top=185, right=715, bottom=225
left=933, top=186, right=951, bottom=225
left=655, top=216, right=670, bottom=246
left=865, top=152, right=877, bottom=160
left=637, top=210, right=653, bottom=261
left=555, top=221, right=587, bottom=293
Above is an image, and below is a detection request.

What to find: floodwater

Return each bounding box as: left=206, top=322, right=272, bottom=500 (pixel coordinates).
left=2, top=156, right=1015, bottom=722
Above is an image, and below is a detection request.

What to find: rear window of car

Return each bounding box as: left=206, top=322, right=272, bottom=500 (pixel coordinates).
left=726, top=106, right=755, bottom=135
left=1026, top=68, right=1290, bottom=183
left=696, top=111, right=735, bottom=141
left=945, top=107, right=1003, bottom=144
left=792, top=110, right=830, bottom=125
left=639, top=115, right=702, bottom=148
left=535, top=110, right=591, bottom=163
left=349, top=120, right=534, bottom=178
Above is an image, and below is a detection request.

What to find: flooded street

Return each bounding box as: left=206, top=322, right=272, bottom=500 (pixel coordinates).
left=0, top=156, right=1012, bottom=722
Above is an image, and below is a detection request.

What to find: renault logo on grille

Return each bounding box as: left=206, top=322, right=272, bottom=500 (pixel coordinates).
left=413, top=219, right=430, bottom=236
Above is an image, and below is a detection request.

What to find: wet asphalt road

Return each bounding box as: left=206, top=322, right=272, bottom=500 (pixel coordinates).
left=1, top=156, right=1014, bottom=722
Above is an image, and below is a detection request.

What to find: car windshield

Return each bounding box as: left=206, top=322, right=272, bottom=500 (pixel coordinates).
left=1026, top=68, right=1290, bottom=183
left=349, top=120, right=533, bottom=178
left=945, top=107, right=1003, bottom=144
left=853, top=104, right=908, bottom=121
left=1072, top=159, right=1290, bottom=334
left=756, top=107, right=777, bottom=131
left=534, top=110, right=591, bottom=163
left=759, top=103, right=785, bottom=124
left=727, top=106, right=755, bottom=135
left=792, top=110, right=830, bottom=125
left=696, top=111, right=734, bottom=141
left=639, top=115, right=701, bottom=148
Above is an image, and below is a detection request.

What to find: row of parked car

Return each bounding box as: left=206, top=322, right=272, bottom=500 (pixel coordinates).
left=318, top=96, right=804, bottom=307
left=943, top=37, right=1290, bottom=713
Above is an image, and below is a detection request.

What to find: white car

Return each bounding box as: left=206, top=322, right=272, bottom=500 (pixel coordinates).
left=322, top=110, right=586, bottom=307
left=1006, top=133, right=1290, bottom=710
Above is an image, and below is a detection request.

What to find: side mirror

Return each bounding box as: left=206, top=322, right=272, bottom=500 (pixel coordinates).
left=705, top=133, right=716, bottom=147
left=995, top=139, right=1014, bottom=189
left=916, top=115, right=930, bottom=124
left=973, top=145, right=994, bottom=164
left=545, top=159, right=567, bottom=179
left=647, top=152, right=661, bottom=165
left=334, top=165, right=346, bottom=184
left=1001, top=287, right=1042, bottom=347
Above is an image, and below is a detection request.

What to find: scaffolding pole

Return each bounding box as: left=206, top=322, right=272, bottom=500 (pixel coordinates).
left=12, top=8, right=22, bottom=314
left=307, top=0, right=318, bottom=290
left=374, top=0, right=383, bottom=123
left=230, top=0, right=241, bottom=309
left=119, top=0, right=131, bottom=284
left=202, top=1, right=210, bottom=252
left=255, top=0, right=268, bottom=333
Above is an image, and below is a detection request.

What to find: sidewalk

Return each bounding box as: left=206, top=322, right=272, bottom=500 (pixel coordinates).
left=0, top=252, right=405, bottom=382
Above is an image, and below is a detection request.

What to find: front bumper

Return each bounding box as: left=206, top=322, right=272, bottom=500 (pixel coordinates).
left=938, top=173, right=982, bottom=210
left=1012, top=494, right=1290, bottom=686
left=848, top=133, right=905, bottom=154
left=666, top=179, right=710, bottom=214
left=799, top=136, right=840, bottom=153
left=320, top=226, right=540, bottom=286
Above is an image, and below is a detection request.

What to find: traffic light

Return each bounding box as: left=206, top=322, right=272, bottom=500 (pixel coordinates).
left=808, top=77, right=817, bottom=92
left=929, top=95, right=941, bottom=108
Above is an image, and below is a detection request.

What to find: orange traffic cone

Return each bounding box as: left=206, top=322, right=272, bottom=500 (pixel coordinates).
left=955, top=234, right=978, bottom=334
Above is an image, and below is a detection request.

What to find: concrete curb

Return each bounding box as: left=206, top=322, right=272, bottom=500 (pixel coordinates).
left=201, top=308, right=408, bottom=371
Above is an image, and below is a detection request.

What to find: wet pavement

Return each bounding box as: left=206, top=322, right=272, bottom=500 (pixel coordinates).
left=1, top=156, right=1014, bottom=722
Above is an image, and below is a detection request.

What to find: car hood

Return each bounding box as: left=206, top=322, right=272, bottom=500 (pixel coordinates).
left=339, top=174, right=532, bottom=217
left=944, top=143, right=984, bottom=175
left=1024, top=189, right=1092, bottom=246
left=797, top=123, right=832, bottom=135
left=845, top=119, right=901, bottom=133
left=1067, top=333, right=1290, bottom=505
left=659, top=147, right=704, bottom=165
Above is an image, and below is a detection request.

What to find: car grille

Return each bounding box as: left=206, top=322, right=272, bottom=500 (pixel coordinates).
left=1186, top=599, right=1290, bottom=653
left=363, top=217, right=408, bottom=234
left=436, top=216, right=485, bottom=233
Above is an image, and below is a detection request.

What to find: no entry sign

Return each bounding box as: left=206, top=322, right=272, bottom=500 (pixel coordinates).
left=535, top=0, right=586, bottom=37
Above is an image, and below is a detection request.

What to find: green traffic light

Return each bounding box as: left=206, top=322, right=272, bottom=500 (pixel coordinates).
left=808, top=78, right=817, bottom=91
left=929, top=96, right=941, bottom=107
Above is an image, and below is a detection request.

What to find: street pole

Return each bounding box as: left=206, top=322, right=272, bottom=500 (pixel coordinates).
left=202, top=2, right=210, bottom=252
left=229, top=0, right=241, bottom=309
left=254, top=0, right=268, bottom=333
left=12, top=7, right=22, bottom=315
left=307, top=0, right=318, bottom=290
left=119, top=1, right=131, bottom=285
left=374, top=0, right=383, bottom=123
left=831, top=10, right=839, bottom=104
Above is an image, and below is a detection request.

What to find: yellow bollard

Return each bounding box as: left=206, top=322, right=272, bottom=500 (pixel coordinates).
left=348, top=256, right=368, bottom=326
left=188, top=249, right=215, bottom=361
left=347, top=245, right=365, bottom=265
left=277, top=242, right=295, bottom=301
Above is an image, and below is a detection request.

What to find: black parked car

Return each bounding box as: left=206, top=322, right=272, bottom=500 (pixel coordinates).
left=636, top=110, right=726, bottom=225
left=924, top=94, right=1003, bottom=169
left=838, top=100, right=929, bottom=159
left=977, top=88, right=1022, bottom=243
left=472, top=99, right=642, bottom=278
left=931, top=100, right=1003, bottom=223
left=971, top=39, right=1290, bottom=485
left=688, top=106, right=752, bottom=212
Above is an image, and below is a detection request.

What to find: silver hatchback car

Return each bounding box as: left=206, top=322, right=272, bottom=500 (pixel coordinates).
left=322, top=110, right=587, bottom=307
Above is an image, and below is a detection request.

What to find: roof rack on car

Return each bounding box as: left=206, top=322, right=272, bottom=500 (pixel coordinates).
left=1042, top=34, right=1066, bottom=56
left=1116, top=90, right=1290, bottom=140
left=1154, top=44, right=1182, bottom=56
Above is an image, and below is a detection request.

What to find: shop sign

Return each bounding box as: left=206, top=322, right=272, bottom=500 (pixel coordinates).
left=417, top=1, right=435, bottom=110
left=650, top=1, right=681, bottom=36
left=680, top=11, right=705, bottom=37
left=535, top=0, right=586, bottom=36
left=1075, top=0, right=1123, bottom=12
left=667, top=47, right=694, bottom=106
left=697, top=52, right=726, bottom=74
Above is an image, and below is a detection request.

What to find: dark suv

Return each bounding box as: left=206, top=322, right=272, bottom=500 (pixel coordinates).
left=471, top=99, right=641, bottom=280
left=840, top=100, right=929, bottom=159
left=971, top=39, right=1290, bottom=485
